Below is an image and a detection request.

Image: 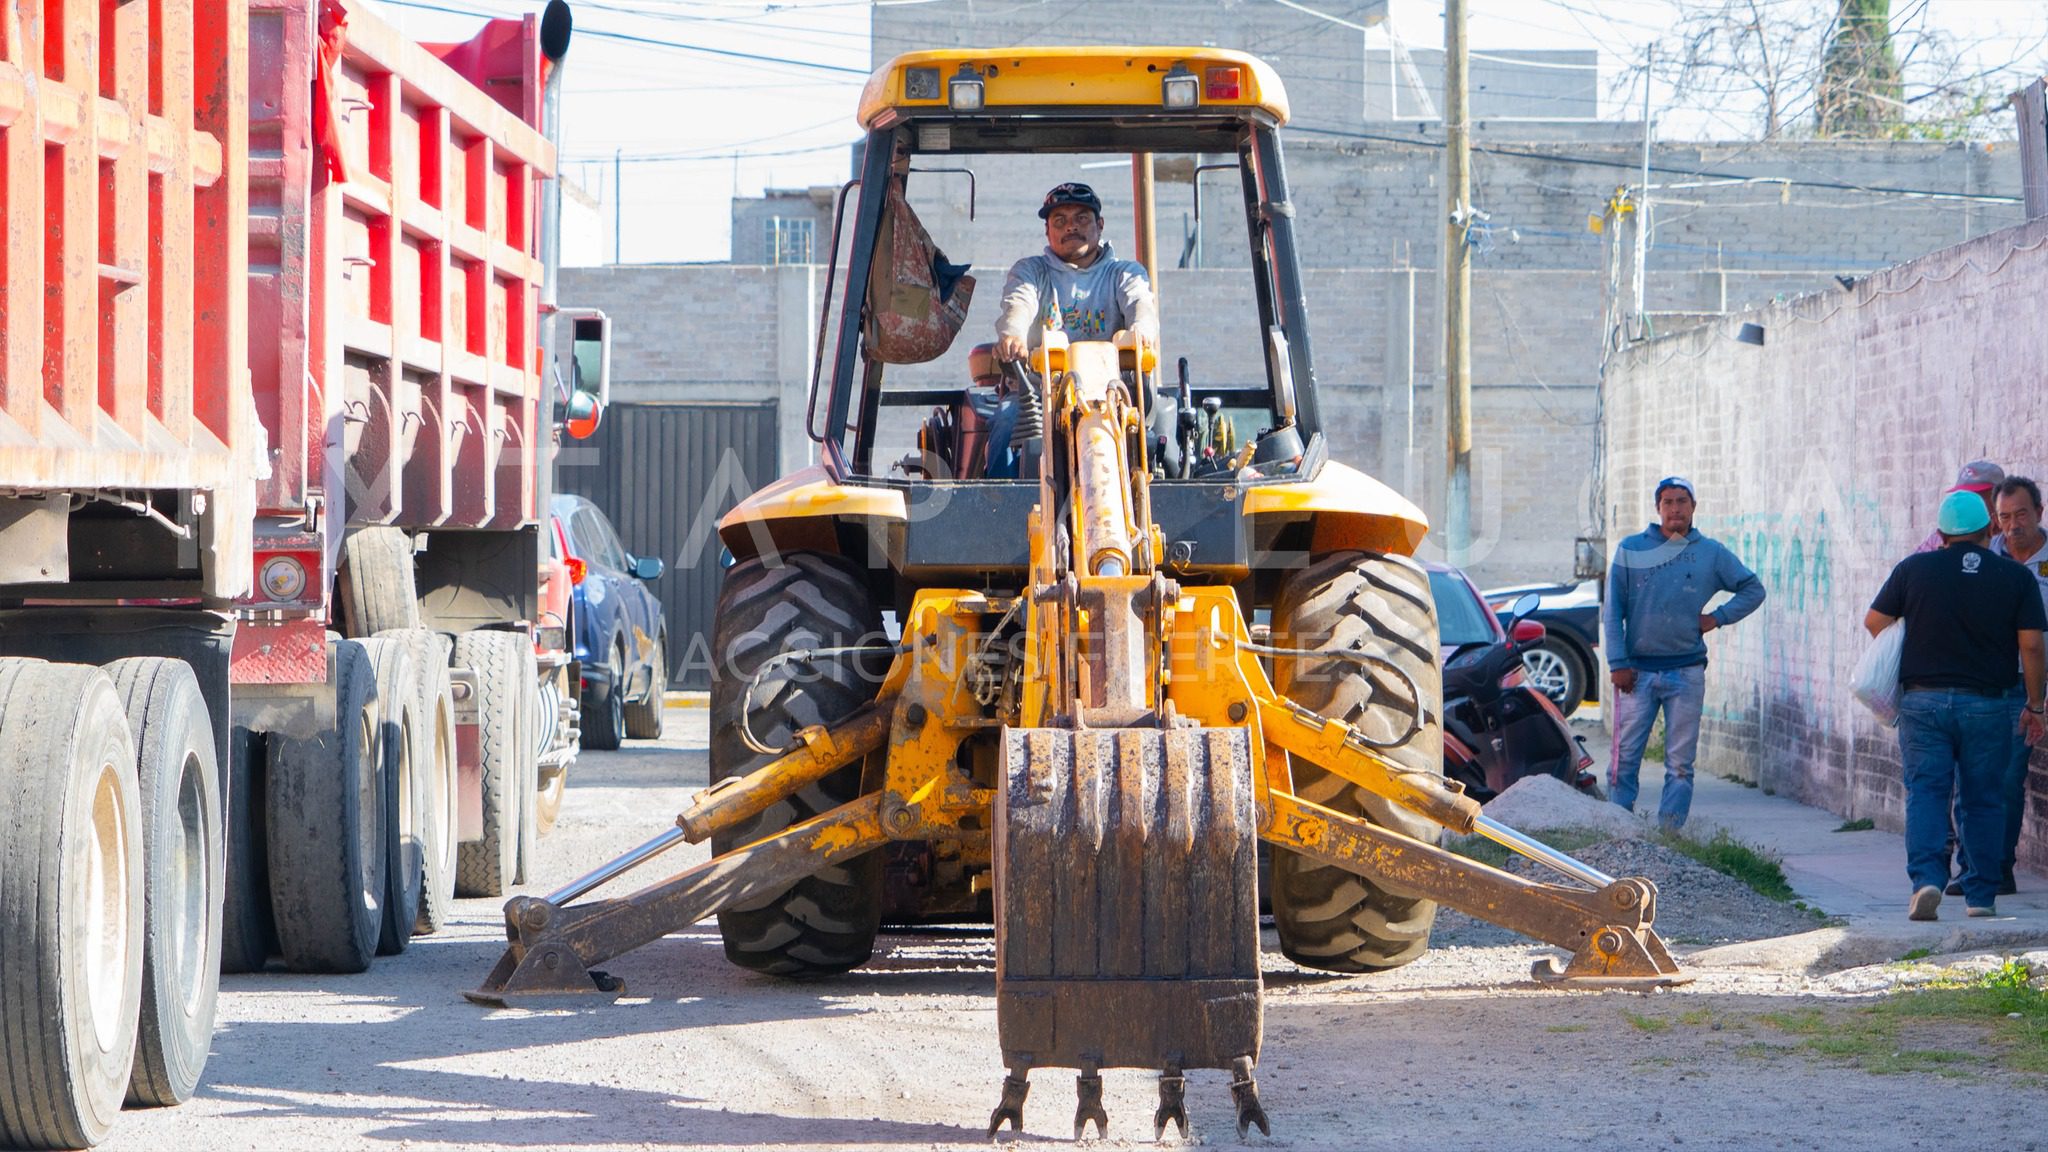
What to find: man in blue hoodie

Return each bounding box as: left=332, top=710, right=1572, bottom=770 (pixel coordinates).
left=1604, top=477, right=1767, bottom=830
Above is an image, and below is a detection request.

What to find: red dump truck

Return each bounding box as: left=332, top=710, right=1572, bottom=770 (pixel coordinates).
left=0, top=2, right=603, bottom=1147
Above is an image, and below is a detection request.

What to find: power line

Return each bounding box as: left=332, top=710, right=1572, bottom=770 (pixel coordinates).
left=1286, top=123, right=2023, bottom=204
left=377, top=0, right=870, bottom=75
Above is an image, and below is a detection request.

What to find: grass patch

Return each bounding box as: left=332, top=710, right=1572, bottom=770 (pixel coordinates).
left=1624, top=1012, right=1670, bottom=1033
left=1657, top=828, right=1797, bottom=903
left=1544, top=1023, right=1589, bottom=1034
left=1900, top=947, right=1935, bottom=962
left=1445, top=826, right=1613, bottom=871
left=1754, top=961, right=2048, bottom=1077
left=1834, top=817, right=1876, bottom=833
left=1719, top=772, right=1760, bottom=789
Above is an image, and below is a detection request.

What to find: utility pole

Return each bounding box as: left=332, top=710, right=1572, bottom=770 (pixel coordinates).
left=1443, top=0, right=1472, bottom=567
left=1632, top=47, right=1654, bottom=334
left=613, top=148, right=623, bottom=265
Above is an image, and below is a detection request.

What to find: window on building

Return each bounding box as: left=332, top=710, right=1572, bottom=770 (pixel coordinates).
left=764, top=216, right=814, bottom=265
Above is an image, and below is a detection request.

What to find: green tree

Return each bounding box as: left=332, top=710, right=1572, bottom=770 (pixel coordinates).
left=1815, top=0, right=1902, bottom=137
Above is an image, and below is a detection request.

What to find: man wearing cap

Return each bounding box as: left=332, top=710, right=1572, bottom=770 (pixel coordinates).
left=1604, top=477, right=1767, bottom=831
left=1868, top=490, right=2047, bottom=920
left=993, top=182, right=1159, bottom=363
left=1916, top=460, right=2005, bottom=553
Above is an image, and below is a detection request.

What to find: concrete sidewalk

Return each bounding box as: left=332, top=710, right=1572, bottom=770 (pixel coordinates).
left=1585, top=718, right=2048, bottom=967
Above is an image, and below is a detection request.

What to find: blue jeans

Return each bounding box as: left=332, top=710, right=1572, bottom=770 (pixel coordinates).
left=1609, top=663, right=1706, bottom=831
left=1957, top=686, right=2032, bottom=886
left=1898, top=689, right=2008, bottom=908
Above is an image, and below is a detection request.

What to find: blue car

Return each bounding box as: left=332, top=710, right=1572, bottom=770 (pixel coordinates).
left=551, top=494, right=668, bottom=749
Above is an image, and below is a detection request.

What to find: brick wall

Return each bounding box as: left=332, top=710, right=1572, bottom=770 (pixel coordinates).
left=1605, top=216, right=2048, bottom=870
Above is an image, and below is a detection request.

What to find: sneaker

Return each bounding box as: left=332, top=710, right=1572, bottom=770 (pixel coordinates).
left=1945, top=880, right=1965, bottom=896
left=1967, top=905, right=1998, bottom=918
left=1910, top=885, right=1942, bottom=921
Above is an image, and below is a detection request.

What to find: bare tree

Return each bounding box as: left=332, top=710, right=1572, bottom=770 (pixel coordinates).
left=1619, top=0, right=2047, bottom=141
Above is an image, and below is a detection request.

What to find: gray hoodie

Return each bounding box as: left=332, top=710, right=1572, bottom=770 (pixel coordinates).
left=1603, top=523, right=1766, bottom=672
left=995, top=241, right=1158, bottom=348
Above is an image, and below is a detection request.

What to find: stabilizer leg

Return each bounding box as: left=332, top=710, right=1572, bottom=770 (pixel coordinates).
left=1262, top=790, right=1688, bottom=987
left=468, top=794, right=888, bottom=1006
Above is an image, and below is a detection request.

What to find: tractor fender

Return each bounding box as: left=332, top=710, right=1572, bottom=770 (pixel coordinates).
left=1241, top=460, right=1429, bottom=557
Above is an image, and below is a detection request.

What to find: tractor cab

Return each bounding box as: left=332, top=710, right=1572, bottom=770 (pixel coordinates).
left=751, top=48, right=1429, bottom=594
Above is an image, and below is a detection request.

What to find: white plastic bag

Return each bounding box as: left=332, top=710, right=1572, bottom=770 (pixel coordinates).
left=1852, top=620, right=1904, bottom=727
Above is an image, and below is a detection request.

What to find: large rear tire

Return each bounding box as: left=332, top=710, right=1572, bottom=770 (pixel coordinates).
left=377, top=630, right=457, bottom=934
left=105, top=658, right=223, bottom=1109
left=338, top=528, right=420, bottom=636
left=359, top=639, right=423, bottom=957
left=452, top=631, right=534, bottom=898
left=0, top=661, right=145, bottom=1150
left=217, top=725, right=276, bottom=973
left=1269, top=551, right=1446, bottom=973
left=266, top=639, right=385, bottom=974
left=709, top=552, right=887, bottom=977
left=623, top=635, right=666, bottom=740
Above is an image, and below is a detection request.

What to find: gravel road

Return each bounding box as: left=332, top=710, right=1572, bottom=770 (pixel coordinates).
left=95, top=705, right=2048, bottom=1151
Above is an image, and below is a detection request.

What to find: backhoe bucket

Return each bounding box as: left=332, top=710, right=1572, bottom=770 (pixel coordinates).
left=994, top=726, right=1262, bottom=1085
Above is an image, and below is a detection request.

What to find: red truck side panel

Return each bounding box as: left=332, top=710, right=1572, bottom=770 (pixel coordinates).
left=246, top=0, right=553, bottom=542
left=0, top=0, right=252, bottom=595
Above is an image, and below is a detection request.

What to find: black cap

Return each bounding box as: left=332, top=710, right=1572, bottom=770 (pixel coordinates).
left=1038, top=182, right=1102, bottom=219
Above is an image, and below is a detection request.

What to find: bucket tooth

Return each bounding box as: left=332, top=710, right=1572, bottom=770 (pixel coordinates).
left=1153, top=1064, right=1188, bottom=1140
left=987, top=1069, right=1031, bottom=1139
left=1074, top=1066, right=1107, bottom=1139
left=1230, top=1056, right=1270, bottom=1138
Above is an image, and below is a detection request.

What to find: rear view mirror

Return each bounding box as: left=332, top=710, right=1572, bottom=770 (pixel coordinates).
left=557, top=308, right=612, bottom=440
left=1509, top=592, right=1541, bottom=623
left=630, top=554, right=664, bottom=581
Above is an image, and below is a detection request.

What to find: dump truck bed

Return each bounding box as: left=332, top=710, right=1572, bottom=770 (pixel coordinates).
left=247, top=0, right=554, bottom=534
left=0, top=0, right=250, bottom=553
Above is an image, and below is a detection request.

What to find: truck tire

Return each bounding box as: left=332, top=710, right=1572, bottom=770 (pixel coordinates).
left=1268, top=551, right=1446, bottom=973
left=265, top=639, right=386, bottom=974
left=358, top=639, right=423, bottom=957
left=515, top=651, right=539, bottom=887
left=535, top=665, right=571, bottom=836
left=710, top=552, right=886, bottom=977
left=105, top=658, right=223, bottom=1109
left=378, top=630, right=457, bottom=934
left=580, top=640, right=626, bottom=752
left=0, top=661, right=145, bottom=1150
left=622, top=635, right=666, bottom=740
left=338, top=527, right=420, bottom=636
left=218, top=726, right=276, bottom=973
left=452, top=631, right=534, bottom=898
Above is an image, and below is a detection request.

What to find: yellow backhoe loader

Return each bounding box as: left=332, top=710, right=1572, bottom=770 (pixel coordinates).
left=474, top=47, right=1684, bottom=1140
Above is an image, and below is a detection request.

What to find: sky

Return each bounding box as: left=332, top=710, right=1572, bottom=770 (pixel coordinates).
left=368, top=0, right=2048, bottom=265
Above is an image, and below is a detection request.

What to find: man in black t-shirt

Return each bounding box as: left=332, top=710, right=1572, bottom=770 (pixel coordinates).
left=1868, top=490, right=2048, bottom=920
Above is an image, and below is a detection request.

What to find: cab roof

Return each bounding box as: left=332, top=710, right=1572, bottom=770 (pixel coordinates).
left=858, top=47, right=1290, bottom=130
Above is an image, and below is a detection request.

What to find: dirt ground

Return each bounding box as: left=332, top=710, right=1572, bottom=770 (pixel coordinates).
left=96, top=706, right=2048, bottom=1152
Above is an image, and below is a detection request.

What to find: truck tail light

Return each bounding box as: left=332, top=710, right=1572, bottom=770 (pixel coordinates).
left=1204, top=66, right=1242, bottom=101
left=256, top=551, right=318, bottom=602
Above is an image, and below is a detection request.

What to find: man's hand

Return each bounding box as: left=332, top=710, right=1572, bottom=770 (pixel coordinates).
left=995, top=334, right=1028, bottom=363
left=2023, top=709, right=2046, bottom=747
left=1699, top=613, right=1719, bottom=634
left=1611, top=668, right=1637, bottom=695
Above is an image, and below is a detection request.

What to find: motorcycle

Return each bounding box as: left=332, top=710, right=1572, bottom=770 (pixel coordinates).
left=1441, top=592, right=1599, bottom=803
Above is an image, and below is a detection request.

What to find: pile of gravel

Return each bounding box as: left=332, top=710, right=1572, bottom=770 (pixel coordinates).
left=1431, top=835, right=1821, bottom=949
left=1480, top=773, right=1647, bottom=837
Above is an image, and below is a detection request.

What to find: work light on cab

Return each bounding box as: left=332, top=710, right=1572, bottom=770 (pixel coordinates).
left=1162, top=63, right=1198, bottom=108
left=949, top=64, right=984, bottom=111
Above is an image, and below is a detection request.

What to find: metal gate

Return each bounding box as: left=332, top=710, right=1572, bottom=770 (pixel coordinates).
left=555, top=402, right=780, bottom=690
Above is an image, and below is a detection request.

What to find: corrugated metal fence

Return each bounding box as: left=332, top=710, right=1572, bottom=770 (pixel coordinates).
left=556, top=402, right=780, bottom=689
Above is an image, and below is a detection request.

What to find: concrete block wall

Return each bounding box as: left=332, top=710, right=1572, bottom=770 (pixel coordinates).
left=1604, top=216, right=2048, bottom=871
